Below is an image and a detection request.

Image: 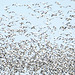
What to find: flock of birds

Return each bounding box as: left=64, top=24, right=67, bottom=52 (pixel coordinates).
left=0, top=0, right=75, bottom=75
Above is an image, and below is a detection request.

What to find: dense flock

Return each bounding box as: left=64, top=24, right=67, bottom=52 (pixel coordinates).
left=0, top=0, right=75, bottom=75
